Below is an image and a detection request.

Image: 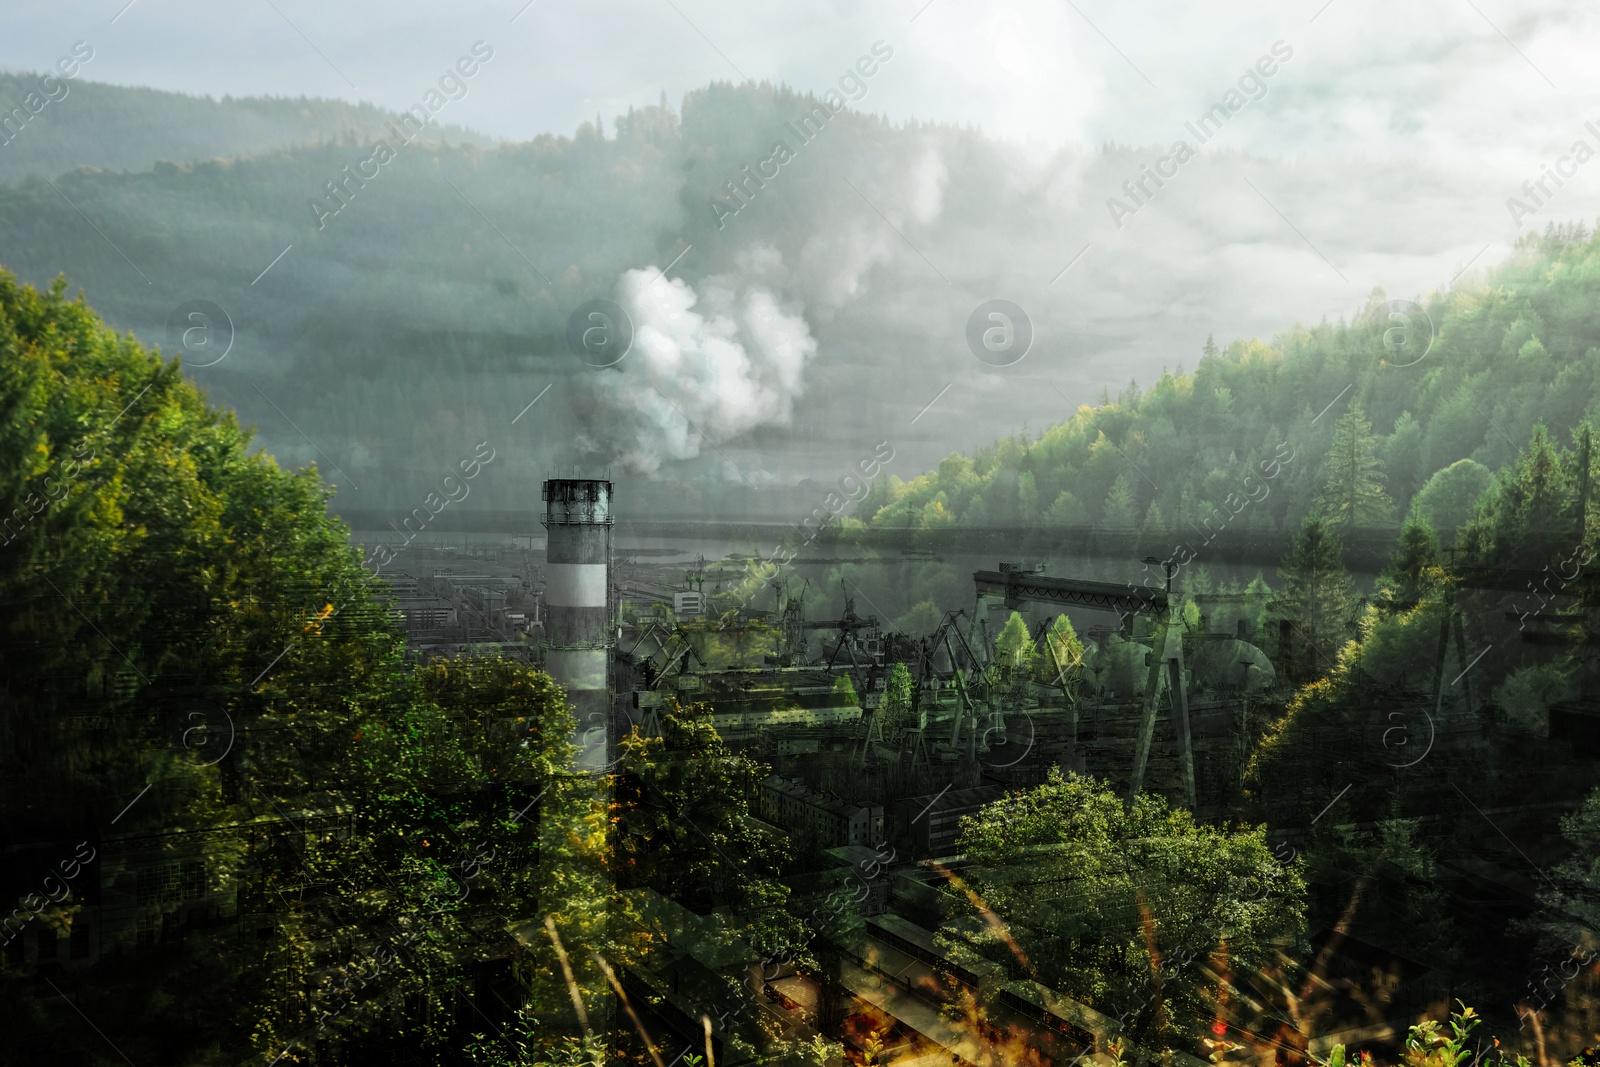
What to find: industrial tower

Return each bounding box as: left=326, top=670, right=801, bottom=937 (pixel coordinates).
left=541, top=478, right=614, bottom=771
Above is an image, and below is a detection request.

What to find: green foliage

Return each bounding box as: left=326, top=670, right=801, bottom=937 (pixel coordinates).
left=1303, top=817, right=1461, bottom=993
left=830, top=672, right=859, bottom=705
left=1413, top=458, right=1493, bottom=540
left=880, top=661, right=916, bottom=740
left=1316, top=1003, right=1535, bottom=1067
left=894, top=597, right=945, bottom=635
left=612, top=702, right=800, bottom=954
left=1252, top=416, right=1600, bottom=829
left=246, top=657, right=628, bottom=1062
left=1376, top=511, right=1445, bottom=607
left=859, top=234, right=1600, bottom=635
left=1384, top=411, right=1426, bottom=501
left=1316, top=405, right=1393, bottom=531
left=1495, top=664, right=1576, bottom=738
left=0, top=269, right=415, bottom=1061
left=1036, top=612, right=1086, bottom=688
left=1044, top=489, right=1083, bottom=526
left=0, top=270, right=644, bottom=1063
left=1103, top=472, right=1138, bottom=528
left=1459, top=424, right=1590, bottom=566
left=989, top=610, right=1037, bottom=688
left=1205, top=573, right=1275, bottom=643
left=1278, top=513, right=1356, bottom=671
left=951, top=769, right=1306, bottom=1047
left=465, top=1026, right=608, bottom=1066
left=680, top=614, right=782, bottom=669
left=1526, top=784, right=1600, bottom=957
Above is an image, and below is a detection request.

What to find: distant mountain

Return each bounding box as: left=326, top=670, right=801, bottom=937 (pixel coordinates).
left=0, top=77, right=1529, bottom=525
left=849, top=224, right=1600, bottom=624
left=0, top=72, right=491, bottom=185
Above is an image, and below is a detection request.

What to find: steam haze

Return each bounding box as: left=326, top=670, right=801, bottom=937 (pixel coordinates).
left=2, top=0, right=1598, bottom=517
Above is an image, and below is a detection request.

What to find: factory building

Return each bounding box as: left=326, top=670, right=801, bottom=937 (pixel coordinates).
left=759, top=774, right=884, bottom=848
left=541, top=478, right=613, bottom=772
left=891, top=785, right=1006, bottom=858
left=395, top=596, right=457, bottom=629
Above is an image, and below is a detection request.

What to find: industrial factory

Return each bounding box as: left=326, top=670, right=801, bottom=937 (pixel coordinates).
left=367, top=478, right=1284, bottom=826
left=358, top=478, right=1305, bottom=1066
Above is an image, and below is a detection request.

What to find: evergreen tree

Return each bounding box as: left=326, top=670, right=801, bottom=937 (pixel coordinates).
left=1382, top=410, right=1425, bottom=501
left=1459, top=424, right=1576, bottom=566
left=1316, top=405, right=1393, bottom=531
left=1278, top=513, right=1356, bottom=671
left=880, top=662, right=915, bottom=741
left=1140, top=499, right=1167, bottom=553
left=1303, top=816, right=1462, bottom=1001
left=1525, top=784, right=1600, bottom=960
left=1016, top=469, right=1039, bottom=519
left=1043, top=489, right=1081, bottom=526
left=1102, top=472, right=1138, bottom=528
left=990, top=610, right=1037, bottom=690
left=1242, top=573, right=1274, bottom=640
left=1377, top=510, right=1445, bottom=607
left=1035, top=612, right=1086, bottom=689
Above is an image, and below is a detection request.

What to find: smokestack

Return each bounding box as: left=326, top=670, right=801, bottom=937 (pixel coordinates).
left=541, top=478, right=613, bottom=772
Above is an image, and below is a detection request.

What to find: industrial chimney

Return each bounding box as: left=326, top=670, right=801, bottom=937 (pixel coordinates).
left=541, top=478, right=613, bottom=771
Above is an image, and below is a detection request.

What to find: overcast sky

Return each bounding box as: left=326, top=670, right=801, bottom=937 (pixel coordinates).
left=4, top=0, right=1597, bottom=172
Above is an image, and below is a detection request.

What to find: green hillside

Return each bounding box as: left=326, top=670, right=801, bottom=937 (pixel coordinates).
left=864, top=223, right=1600, bottom=546
left=0, top=71, right=491, bottom=185
left=0, top=80, right=1004, bottom=516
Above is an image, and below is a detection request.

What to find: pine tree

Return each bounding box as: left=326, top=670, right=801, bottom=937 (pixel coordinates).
left=1278, top=513, right=1355, bottom=670
left=1016, top=470, right=1039, bottom=519
left=1102, top=473, right=1137, bottom=529
left=1044, top=489, right=1081, bottom=526
left=1140, top=499, right=1167, bottom=553
left=1378, top=510, right=1444, bottom=607
left=991, top=611, right=1037, bottom=687
left=1460, top=424, right=1574, bottom=565
left=1315, top=405, right=1393, bottom=531
left=880, top=662, right=915, bottom=741
left=1242, top=573, right=1274, bottom=640
left=1035, top=613, right=1085, bottom=688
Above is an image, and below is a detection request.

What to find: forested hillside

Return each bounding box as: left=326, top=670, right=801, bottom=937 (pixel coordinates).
left=0, top=72, right=490, bottom=185
left=0, top=76, right=1504, bottom=519
left=862, top=224, right=1600, bottom=549
left=0, top=270, right=618, bottom=1064
left=846, top=225, right=1600, bottom=1012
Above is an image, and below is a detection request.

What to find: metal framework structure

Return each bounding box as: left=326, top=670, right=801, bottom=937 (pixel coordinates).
left=973, top=564, right=1194, bottom=809
left=972, top=570, right=1169, bottom=618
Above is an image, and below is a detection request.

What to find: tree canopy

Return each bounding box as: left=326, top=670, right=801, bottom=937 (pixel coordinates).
left=948, top=769, right=1306, bottom=1049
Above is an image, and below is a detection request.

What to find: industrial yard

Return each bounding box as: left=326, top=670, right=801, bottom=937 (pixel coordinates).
left=335, top=478, right=1524, bottom=1067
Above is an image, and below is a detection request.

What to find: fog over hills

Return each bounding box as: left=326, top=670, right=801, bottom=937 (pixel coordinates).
left=0, top=57, right=1589, bottom=522
left=9, top=9, right=1600, bottom=1059
left=0, top=69, right=491, bottom=186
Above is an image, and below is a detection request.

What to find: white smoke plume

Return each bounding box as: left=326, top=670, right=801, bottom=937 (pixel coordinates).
left=579, top=261, right=818, bottom=475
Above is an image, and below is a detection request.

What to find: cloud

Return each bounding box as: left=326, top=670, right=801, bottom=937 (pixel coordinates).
left=907, top=147, right=947, bottom=225
left=577, top=262, right=818, bottom=475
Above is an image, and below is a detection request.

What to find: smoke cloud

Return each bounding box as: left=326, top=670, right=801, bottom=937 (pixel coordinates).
left=577, top=261, right=818, bottom=475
